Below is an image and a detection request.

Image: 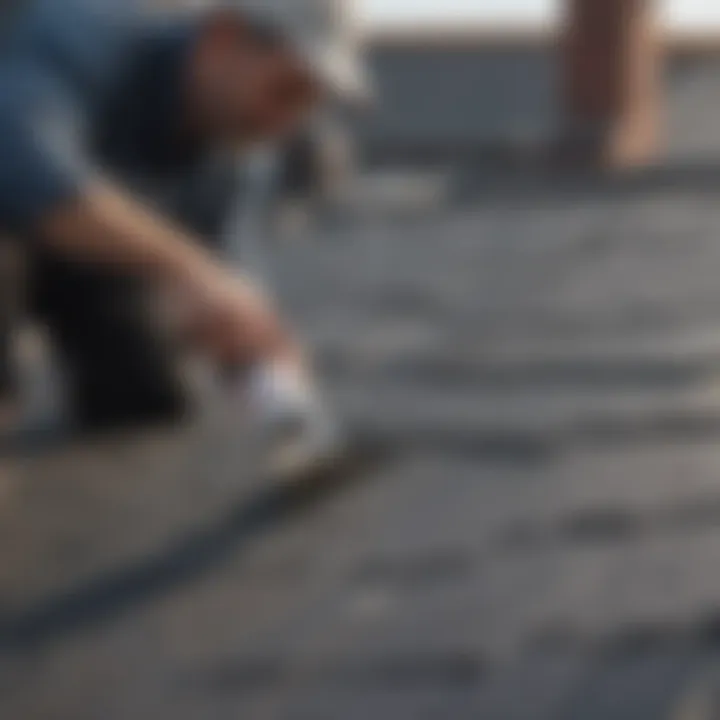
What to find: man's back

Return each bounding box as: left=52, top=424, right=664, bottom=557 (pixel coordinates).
left=0, top=0, right=220, bottom=233
left=2, top=0, right=140, bottom=96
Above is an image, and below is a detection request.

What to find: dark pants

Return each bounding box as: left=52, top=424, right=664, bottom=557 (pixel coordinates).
left=30, top=251, right=187, bottom=431
left=12, top=160, right=241, bottom=432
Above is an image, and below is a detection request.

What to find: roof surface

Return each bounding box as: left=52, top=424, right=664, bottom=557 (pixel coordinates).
left=3, top=170, right=720, bottom=717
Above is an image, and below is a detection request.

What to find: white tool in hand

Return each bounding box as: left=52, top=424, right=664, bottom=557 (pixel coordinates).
left=222, top=147, right=345, bottom=483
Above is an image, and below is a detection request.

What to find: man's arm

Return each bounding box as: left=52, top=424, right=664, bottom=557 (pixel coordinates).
left=0, top=76, right=291, bottom=367
left=36, top=181, right=292, bottom=366
left=39, top=180, right=226, bottom=289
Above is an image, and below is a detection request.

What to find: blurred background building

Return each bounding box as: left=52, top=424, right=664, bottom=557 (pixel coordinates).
left=359, top=2, right=720, bottom=168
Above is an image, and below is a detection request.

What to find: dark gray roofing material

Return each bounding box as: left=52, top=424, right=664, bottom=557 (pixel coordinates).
left=4, top=176, right=720, bottom=716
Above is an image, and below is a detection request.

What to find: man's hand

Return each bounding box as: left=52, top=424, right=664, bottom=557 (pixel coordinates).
left=39, top=182, right=297, bottom=368
left=182, top=266, right=294, bottom=367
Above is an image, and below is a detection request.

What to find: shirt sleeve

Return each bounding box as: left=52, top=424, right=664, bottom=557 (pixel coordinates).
left=0, top=67, right=91, bottom=234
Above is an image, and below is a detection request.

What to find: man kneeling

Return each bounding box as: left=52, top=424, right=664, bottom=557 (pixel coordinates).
left=0, top=0, right=353, bottom=479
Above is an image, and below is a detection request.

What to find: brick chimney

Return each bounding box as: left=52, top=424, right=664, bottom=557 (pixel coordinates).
left=559, top=0, right=661, bottom=168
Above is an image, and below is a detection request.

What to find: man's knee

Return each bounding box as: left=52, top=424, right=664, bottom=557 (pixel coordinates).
left=30, top=250, right=191, bottom=432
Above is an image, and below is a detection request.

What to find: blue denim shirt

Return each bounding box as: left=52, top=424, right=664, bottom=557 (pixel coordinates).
left=0, top=0, right=224, bottom=235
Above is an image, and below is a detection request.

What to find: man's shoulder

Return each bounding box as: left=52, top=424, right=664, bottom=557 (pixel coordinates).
left=6, top=0, right=148, bottom=95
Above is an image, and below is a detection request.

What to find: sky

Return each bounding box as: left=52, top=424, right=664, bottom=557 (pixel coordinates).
left=360, top=1, right=720, bottom=30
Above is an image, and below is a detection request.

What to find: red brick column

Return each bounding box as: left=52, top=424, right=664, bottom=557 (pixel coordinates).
left=559, top=0, right=661, bottom=168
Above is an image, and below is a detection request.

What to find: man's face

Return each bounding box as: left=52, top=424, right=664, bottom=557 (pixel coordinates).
left=208, top=33, right=319, bottom=144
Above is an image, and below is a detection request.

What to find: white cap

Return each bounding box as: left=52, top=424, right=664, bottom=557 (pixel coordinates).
left=231, top=0, right=374, bottom=106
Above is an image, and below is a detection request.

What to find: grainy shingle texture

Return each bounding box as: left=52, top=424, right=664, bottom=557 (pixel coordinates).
left=4, top=173, right=720, bottom=717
